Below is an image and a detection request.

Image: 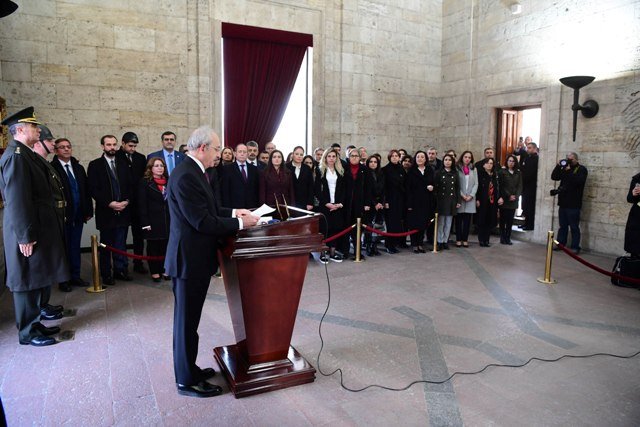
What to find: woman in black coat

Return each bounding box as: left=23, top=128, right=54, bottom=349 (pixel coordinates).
left=476, top=158, right=503, bottom=247
left=364, top=155, right=385, bottom=256
left=342, top=149, right=373, bottom=258
left=286, top=146, right=315, bottom=210
left=382, top=149, right=406, bottom=253
left=405, top=151, right=434, bottom=253
left=498, top=155, right=522, bottom=245
left=625, top=173, right=640, bottom=257
left=138, top=157, right=171, bottom=282
left=315, top=148, right=346, bottom=263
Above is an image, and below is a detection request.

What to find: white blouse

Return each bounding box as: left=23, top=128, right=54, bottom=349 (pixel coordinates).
left=326, top=168, right=338, bottom=203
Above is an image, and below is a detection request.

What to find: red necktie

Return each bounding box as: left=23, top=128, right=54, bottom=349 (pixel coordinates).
left=240, top=164, right=247, bottom=182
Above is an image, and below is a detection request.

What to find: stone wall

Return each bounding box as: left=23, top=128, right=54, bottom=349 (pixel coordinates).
left=440, top=0, right=640, bottom=253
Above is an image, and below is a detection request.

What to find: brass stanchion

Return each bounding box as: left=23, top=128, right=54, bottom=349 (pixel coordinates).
left=432, top=213, right=439, bottom=253
left=86, top=235, right=106, bottom=293
left=354, top=218, right=363, bottom=262
left=537, top=231, right=557, bottom=284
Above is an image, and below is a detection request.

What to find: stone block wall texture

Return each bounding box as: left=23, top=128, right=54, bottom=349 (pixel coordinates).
left=1, top=0, right=639, bottom=254
left=440, top=0, right=640, bottom=254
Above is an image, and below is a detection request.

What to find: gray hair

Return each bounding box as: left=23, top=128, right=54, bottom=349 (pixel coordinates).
left=568, top=151, right=579, bottom=160
left=8, top=123, right=25, bottom=136
left=187, top=125, right=214, bottom=151
left=246, top=140, right=258, bottom=148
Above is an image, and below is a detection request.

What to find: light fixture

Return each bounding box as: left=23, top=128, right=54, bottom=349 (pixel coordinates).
left=559, top=76, right=599, bottom=142
left=0, top=0, right=18, bottom=18
left=511, top=2, right=522, bottom=15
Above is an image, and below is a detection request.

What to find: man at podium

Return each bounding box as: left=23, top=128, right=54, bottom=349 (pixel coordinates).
left=164, top=126, right=258, bottom=398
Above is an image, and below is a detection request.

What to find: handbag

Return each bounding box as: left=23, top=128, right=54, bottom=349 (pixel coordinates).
left=611, top=256, right=640, bottom=288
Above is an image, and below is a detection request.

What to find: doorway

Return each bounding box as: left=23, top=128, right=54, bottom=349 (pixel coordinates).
left=496, top=105, right=542, bottom=224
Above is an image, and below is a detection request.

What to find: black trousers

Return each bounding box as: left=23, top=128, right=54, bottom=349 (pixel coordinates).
left=146, top=239, right=168, bottom=275
left=14, top=288, right=46, bottom=342
left=172, top=277, right=210, bottom=385
left=499, top=208, right=516, bottom=240
left=410, top=229, right=425, bottom=247
left=455, top=213, right=472, bottom=242
left=522, top=185, right=536, bottom=229
left=477, top=225, right=493, bottom=244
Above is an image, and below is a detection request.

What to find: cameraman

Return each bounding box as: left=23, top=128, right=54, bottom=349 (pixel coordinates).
left=551, top=152, right=588, bottom=254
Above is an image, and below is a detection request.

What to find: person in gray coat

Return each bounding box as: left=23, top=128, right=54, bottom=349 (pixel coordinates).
left=498, top=155, right=523, bottom=245
left=455, top=151, right=478, bottom=248
left=0, top=107, right=69, bottom=347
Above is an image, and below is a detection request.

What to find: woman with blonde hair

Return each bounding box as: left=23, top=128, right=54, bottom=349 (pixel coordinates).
left=315, top=148, right=346, bottom=263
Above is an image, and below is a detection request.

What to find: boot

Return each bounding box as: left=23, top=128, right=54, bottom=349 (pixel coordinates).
left=372, top=242, right=380, bottom=256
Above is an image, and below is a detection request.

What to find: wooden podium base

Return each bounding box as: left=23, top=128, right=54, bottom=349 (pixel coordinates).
left=213, top=345, right=316, bottom=398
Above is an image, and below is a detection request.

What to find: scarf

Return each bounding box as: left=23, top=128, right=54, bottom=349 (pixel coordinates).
left=463, top=165, right=470, bottom=175
left=153, top=177, right=167, bottom=194
left=350, top=163, right=359, bottom=180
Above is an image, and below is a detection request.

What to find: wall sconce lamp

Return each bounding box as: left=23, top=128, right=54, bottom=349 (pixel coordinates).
left=559, top=76, right=599, bottom=141
left=0, top=1, right=18, bottom=18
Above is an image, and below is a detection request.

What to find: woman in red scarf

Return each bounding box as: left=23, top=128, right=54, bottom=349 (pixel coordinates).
left=476, top=158, right=503, bottom=247
left=138, top=157, right=171, bottom=281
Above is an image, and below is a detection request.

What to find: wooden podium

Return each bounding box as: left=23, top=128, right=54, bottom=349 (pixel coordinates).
left=214, top=214, right=325, bottom=398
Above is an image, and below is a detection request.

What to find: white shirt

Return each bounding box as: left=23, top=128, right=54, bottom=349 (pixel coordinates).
left=58, top=159, right=75, bottom=179
left=326, top=168, right=338, bottom=203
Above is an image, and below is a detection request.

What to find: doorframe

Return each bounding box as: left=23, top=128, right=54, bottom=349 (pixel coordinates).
left=485, top=87, right=559, bottom=244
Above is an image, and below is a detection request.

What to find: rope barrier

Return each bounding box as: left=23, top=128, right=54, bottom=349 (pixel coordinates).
left=99, top=243, right=165, bottom=261
left=323, top=224, right=356, bottom=243
left=362, top=225, right=418, bottom=237
left=555, top=242, right=640, bottom=286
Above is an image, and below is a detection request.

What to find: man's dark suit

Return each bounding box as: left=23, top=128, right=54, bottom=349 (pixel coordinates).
left=520, top=153, right=538, bottom=229
left=117, top=148, right=147, bottom=268
left=147, top=149, right=185, bottom=175
left=51, top=155, right=93, bottom=282
left=164, top=156, right=239, bottom=386
left=220, top=161, right=259, bottom=209
left=87, top=155, right=133, bottom=278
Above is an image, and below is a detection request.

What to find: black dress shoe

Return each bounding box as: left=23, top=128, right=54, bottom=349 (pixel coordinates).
left=443, top=243, right=449, bottom=250
left=20, top=335, right=56, bottom=346
left=33, top=322, right=60, bottom=336
left=113, top=271, right=133, bottom=281
left=58, top=282, right=73, bottom=292
left=40, top=311, right=63, bottom=321
left=133, top=264, right=148, bottom=274
left=152, top=276, right=162, bottom=283
left=71, top=278, right=89, bottom=287
left=42, top=303, right=63, bottom=314
left=162, top=274, right=171, bottom=281
left=199, top=367, right=216, bottom=380
left=176, top=381, right=223, bottom=398
left=102, top=276, right=115, bottom=286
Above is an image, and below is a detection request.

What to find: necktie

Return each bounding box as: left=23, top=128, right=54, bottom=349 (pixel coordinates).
left=240, top=163, right=247, bottom=182
left=65, top=164, right=78, bottom=190
left=65, top=164, right=80, bottom=213
left=167, top=153, right=174, bottom=174
left=110, top=160, right=118, bottom=181
left=127, top=153, right=132, bottom=163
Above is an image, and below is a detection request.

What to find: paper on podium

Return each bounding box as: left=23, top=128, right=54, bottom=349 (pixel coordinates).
left=252, top=204, right=276, bottom=218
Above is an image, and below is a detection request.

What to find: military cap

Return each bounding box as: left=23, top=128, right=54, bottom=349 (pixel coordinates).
left=122, top=131, right=139, bottom=143
left=1, top=106, right=41, bottom=127
left=38, top=125, right=54, bottom=142
left=0, top=1, right=18, bottom=19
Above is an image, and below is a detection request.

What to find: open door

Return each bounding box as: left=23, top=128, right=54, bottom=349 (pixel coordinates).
left=496, top=109, right=522, bottom=165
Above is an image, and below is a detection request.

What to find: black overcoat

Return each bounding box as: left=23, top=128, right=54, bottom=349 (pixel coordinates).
left=625, top=173, right=640, bottom=255
left=138, top=179, right=170, bottom=240
left=0, top=140, right=69, bottom=291
left=406, top=166, right=434, bottom=230
left=476, top=168, right=500, bottom=229
left=382, top=163, right=405, bottom=232
left=434, top=168, right=459, bottom=216
left=87, top=156, right=133, bottom=230
left=50, top=155, right=93, bottom=223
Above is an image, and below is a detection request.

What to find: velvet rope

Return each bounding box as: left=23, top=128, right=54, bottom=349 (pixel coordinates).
left=362, top=225, right=419, bottom=237
left=99, top=244, right=166, bottom=261
left=323, top=224, right=356, bottom=243
left=555, top=242, right=640, bottom=286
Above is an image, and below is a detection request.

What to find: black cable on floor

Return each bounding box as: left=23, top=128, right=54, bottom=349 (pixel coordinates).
left=313, top=235, right=640, bottom=392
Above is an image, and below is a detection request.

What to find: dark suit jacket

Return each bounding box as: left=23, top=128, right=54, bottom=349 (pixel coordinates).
left=164, top=156, right=239, bottom=280
left=87, top=155, right=133, bottom=230
left=50, top=155, right=94, bottom=224
left=286, top=163, right=315, bottom=208
left=147, top=149, right=185, bottom=174
left=220, top=162, right=259, bottom=209
left=0, top=140, right=69, bottom=291
left=117, top=149, right=146, bottom=187
left=137, top=179, right=170, bottom=240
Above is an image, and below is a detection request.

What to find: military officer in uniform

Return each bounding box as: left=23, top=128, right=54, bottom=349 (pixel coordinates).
left=0, top=107, right=70, bottom=346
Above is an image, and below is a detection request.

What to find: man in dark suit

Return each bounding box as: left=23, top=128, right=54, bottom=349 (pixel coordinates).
left=147, top=131, right=185, bottom=175
left=519, top=142, right=539, bottom=230
left=0, top=107, right=69, bottom=346
left=165, top=125, right=257, bottom=398
left=52, top=137, right=94, bottom=289
left=117, top=131, right=148, bottom=274
left=88, top=135, right=134, bottom=285
left=220, top=143, right=259, bottom=209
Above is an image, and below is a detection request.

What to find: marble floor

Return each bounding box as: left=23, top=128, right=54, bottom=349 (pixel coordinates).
left=0, top=237, right=639, bottom=426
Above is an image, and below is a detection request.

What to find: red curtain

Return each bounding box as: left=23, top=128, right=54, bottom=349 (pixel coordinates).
left=222, top=23, right=312, bottom=151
